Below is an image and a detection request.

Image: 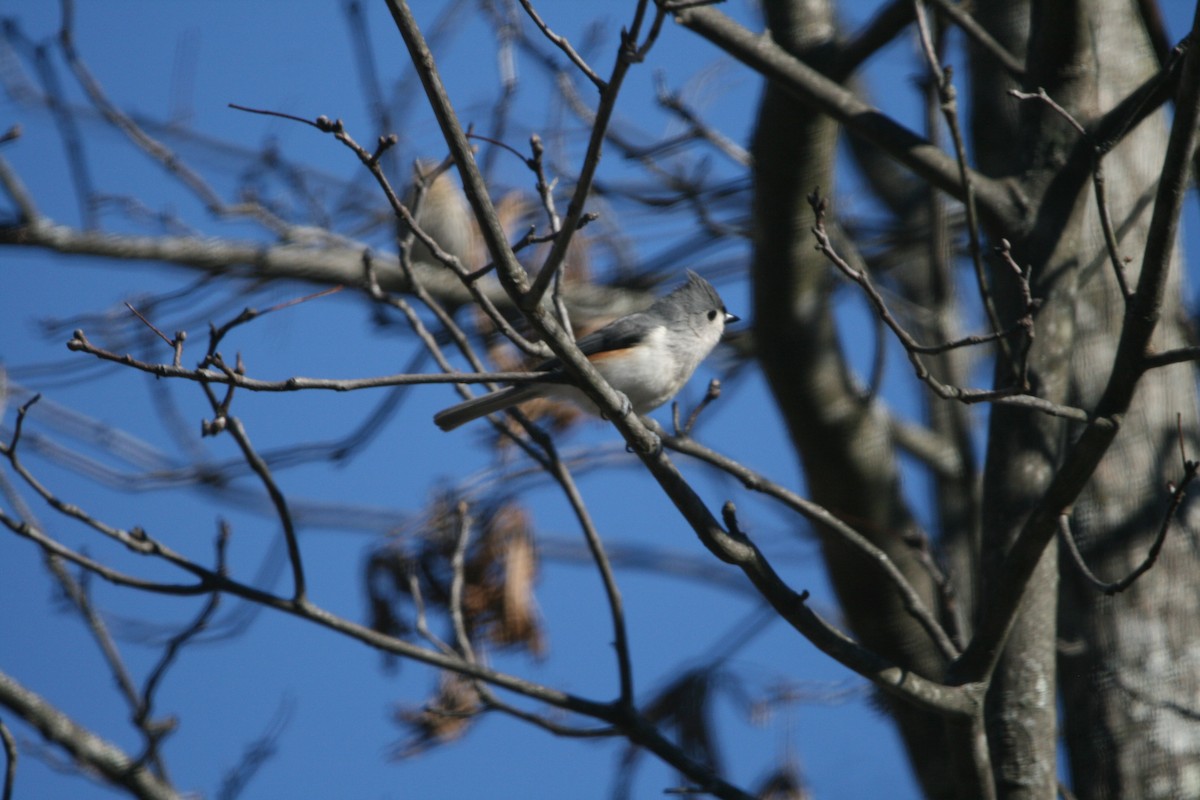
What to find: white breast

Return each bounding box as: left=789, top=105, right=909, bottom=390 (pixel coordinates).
left=590, top=326, right=682, bottom=412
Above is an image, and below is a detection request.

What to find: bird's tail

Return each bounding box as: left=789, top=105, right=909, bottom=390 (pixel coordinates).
left=433, top=385, right=539, bottom=431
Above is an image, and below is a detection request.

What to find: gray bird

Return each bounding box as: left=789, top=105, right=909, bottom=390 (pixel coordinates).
left=434, top=271, right=737, bottom=431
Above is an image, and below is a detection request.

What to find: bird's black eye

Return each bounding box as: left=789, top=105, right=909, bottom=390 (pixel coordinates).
left=707, top=309, right=718, bottom=321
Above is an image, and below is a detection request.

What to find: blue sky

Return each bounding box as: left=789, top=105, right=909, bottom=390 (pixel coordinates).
left=2, top=2, right=1197, bottom=798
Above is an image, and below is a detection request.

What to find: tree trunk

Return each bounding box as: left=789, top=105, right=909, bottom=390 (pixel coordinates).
left=970, top=1, right=1200, bottom=797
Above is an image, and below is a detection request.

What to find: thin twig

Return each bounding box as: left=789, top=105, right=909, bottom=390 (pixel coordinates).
left=448, top=501, right=479, bottom=661
left=479, top=691, right=617, bottom=738
left=654, top=73, right=751, bottom=167
left=517, top=0, right=605, bottom=90
left=133, top=525, right=228, bottom=769
left=67, top=328, right=549, bottom=390
left=24, top=18, right=97, bottom=228
left=526, top=0, right=663, bottom=306
left=924, top=0, right=1024, bottom=79
left=2, top=398, right=219, bottom=592
left=675, top=379, right=722, bottom=437
left=543, top=445, right=636, bottom=706
left=124, top=303, right=176, bottom=348
left=367, top=250, right=558, bottom=470
left=320, top=116, right=549, bottom=357
left=406, top=571, right=457, bottom=657
left=1058, top=440, right=1198, bottom=595
left=220, top=415, right=306, bottom=603
left=1008, top=87, right=1133, bottom=300
left=204, top=285, right=344, bottom=358
left=0, top=155, right=39, bottom=221
left=809, top=192, right=1039, bottom=406
left=914, top=0, right=1010, bottom=362
left=39, top=553, right=174, bottom=778
left=58, top=15, right=293, bottom=236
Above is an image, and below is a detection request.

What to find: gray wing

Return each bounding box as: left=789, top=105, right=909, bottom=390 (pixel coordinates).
left=538, top=312, right=652, bottom=368
left=434, top=314, right=652, bottom=430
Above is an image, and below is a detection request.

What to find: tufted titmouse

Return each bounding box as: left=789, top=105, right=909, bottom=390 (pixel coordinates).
left=434, top=271, right=738, bottom=431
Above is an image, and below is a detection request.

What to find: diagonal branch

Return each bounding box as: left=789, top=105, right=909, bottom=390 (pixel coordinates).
left=383, top=0, right=531, bottom=303
left=0, top=670, right=181, bottom=800
left=516, top=0, right=606, bottom=90
left=526, top=1, right=665, bottom=306
left=924, top=0, right=1024, bottom=79
left=667, top=3, right=1025, bottom=233
left=659, top=425, right=960, bottom=663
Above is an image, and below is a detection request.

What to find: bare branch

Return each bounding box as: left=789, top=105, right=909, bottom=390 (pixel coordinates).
left=526, top=1, right=667, bottom=306
left=914, top=1, right=1010, bottom=361
left=658, top=424, right=961, bottom=664
left=674, top=378, right=723, bottom=437
left=541, top=443, right=636, bottom=706
left=668, top=3, right=1024, bottom=232
left=219, top=414, right=306, bottom=603
left=1058, top=444, right=1198, bottom=595
left=38, top=553, right=175, bottom=778
left=0, top=212, right=647, bottom=328
left=654, top=73, right=750, bottom=167
left=0, top=155, right=38, bottom=222
left=123, top=302, right=176, bottom=349
left=1142, top=345, right=1200, bottom=370
left=0, top=510, right=209, bottom=596
left=0, top=669, right=182, bottom=800
left=2, top=398, right=225, bottom=593
left=1008, top=87, right=1134, bottom=300
left=58, top=19, right=295, bottom=237
left=214, top=697, right=292, bottom=800
left=66, top=328, right=551, bottom=391
left=310, top=112, right=555, bottom=358
left=924, top=0, right=1024, bottom=79
left=809, top=192, right=1047, bottom=408
left=134, top=528, right=227, bottom=768
left=3, top=449, right=623, bottom=724
left=384, top=0, right=533, bottom=307
left=833, top=0, right=914, bottom=78
left=516, top=0, right=606, bottom=90
left=448, top=502, right=480, bottom=661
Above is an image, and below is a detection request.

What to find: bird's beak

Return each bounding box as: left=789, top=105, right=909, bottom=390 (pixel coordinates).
left=725, top=312, right=740, bottom=325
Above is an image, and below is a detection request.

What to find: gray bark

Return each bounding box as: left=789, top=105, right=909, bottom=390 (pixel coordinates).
left=970, top=1, right=1200, bottom=797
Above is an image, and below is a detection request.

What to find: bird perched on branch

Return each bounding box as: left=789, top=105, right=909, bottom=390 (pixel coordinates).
left=434, top=271, right=738, bottom=431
